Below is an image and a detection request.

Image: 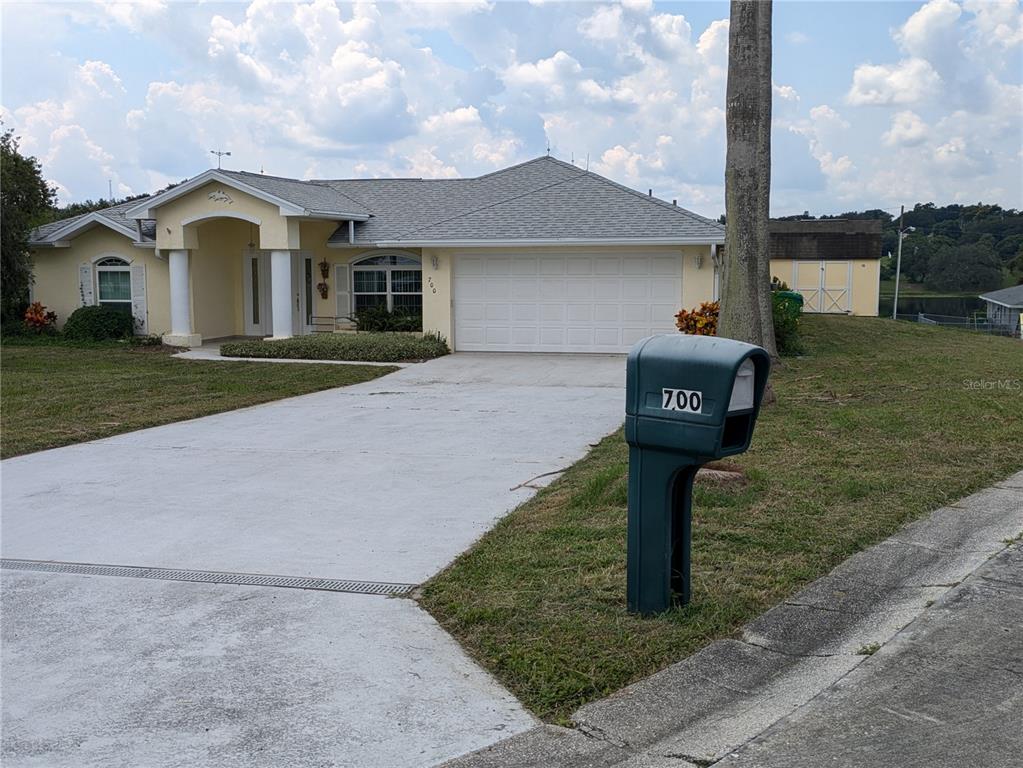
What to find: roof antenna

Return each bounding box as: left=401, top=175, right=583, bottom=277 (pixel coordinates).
left=210, top=149, right=231, bottom=169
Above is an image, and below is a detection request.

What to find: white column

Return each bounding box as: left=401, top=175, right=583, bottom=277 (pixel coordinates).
left=270, top=249, right=293, bottom=339
left=163, top=249, right=202, bottom=347
left=169, top=249, right=191, bottom=335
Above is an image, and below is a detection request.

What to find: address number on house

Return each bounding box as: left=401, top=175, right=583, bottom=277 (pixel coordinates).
left=662, top=388, right=703, bottom=413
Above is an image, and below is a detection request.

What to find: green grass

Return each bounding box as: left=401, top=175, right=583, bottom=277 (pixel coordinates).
left=0, top=341, right=395, bottom=458
left=420, top=316, right=1023, bottom=723
left=221, top=332, right=450, bottom=363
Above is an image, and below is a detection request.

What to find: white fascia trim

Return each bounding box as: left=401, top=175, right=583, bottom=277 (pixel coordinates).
left=327, top=236, right=725, bottom=248
left=124, top=169, right=307, bottom=219
left=288, top=210, right=371, bottom=221
left=980, top=296, right=1023, bottom=309
left=38, top=212, right=139, bottom=244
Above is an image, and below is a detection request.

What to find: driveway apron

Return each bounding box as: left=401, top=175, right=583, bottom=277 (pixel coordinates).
left=1, top=353, right=626, bottom=768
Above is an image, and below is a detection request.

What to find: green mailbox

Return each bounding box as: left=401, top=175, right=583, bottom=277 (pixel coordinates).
left=625, top=334, right=771, bottom=615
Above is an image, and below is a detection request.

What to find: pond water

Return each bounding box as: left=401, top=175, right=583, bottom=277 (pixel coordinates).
left=878, top=295, right=986, bottom=318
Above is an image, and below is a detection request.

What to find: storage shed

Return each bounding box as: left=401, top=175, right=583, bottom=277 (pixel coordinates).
left=769, top=219, right=883, bottom=316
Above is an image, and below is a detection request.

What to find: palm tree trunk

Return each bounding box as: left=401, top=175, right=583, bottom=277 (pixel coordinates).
left=719, top=0, right=778, bottom=360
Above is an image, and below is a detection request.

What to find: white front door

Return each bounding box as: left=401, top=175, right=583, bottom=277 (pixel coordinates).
left=244, top=251, right=314, bottom=336
left=242, top=250, right=270, bottom=336
left=452, top=252, right=682, bottom=353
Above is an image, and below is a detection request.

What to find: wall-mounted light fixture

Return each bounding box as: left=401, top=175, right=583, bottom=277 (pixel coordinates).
left=319, top=259, right=330, bottom=279
left=431, top=254, right=439, bottom=270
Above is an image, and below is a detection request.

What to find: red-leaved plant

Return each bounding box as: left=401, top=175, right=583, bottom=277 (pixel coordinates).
left=675, top=300, right=719, bottom=336
left=23, top=302, right=58, bottom=333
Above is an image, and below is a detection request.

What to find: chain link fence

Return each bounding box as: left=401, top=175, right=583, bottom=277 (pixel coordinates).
left=894, top=312, right=1021, bottom=338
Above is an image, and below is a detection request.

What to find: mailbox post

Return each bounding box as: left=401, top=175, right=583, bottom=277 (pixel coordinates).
left=625, top=334, right=771, bottom=615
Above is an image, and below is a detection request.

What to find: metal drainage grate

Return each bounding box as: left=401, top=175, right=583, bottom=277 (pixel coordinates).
left=0, top=559, right=416, bottom=597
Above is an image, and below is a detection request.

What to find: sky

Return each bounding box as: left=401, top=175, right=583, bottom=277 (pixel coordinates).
left=1, top=0, right=1021, bottom=219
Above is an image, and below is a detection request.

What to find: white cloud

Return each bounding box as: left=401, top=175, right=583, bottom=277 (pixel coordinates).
left=578, top=5, right=624, bottom=42
left=773, top=84, right=799, bottom=102
left=846, top=58, right=941, bottom=105
left=895, top=0, right=962, bottom=61
left=882, top=110, right=928, bottom=146
left=963, top=0, right=1023, bottom=49
left=2, top=0, right=1020, bottom=218
left=77, top=61, right=126, bottom=98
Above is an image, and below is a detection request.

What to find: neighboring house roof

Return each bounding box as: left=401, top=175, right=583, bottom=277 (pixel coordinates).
left=769, top=219, right=883, bottom=261
left=31, top=156, right=724, bottom=248
left=30, top=198, right=156, bottom=247
left=979, top=284, right=1023, bottom=308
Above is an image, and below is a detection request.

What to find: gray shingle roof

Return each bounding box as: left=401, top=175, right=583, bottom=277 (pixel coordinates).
left=31, top=156, right=724, bottom=247
left=30, top=198, right=155, bottom=244
left=980, top=284, right=1023, bottom=307
left=219, top=170, right=371, bottom=216
left=325, top=157, right=723, bottom=244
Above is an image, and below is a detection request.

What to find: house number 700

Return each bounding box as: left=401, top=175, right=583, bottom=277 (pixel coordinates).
left=662, top=388, right=703, bottom=413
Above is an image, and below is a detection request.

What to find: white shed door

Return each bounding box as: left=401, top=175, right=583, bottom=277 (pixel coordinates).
left=453, top=253, right=682, bottom=352
left=793, top=261, right=852, bottom=314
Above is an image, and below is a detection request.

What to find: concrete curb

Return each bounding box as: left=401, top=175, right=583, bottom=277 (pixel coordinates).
left=172, top=347, right=410, bottom=367
left=440, top=471, right=1023, bottom=767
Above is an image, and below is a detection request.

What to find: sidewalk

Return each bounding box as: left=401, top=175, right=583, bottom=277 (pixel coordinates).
left=443, top=471, right=1023, bottom=768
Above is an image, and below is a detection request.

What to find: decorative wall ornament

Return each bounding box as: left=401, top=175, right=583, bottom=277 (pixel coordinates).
left=208, top=189, right=233, bottom=204
left=319, top=259, right=330, bottom=279
left=317, top=282, right=329, bottom=299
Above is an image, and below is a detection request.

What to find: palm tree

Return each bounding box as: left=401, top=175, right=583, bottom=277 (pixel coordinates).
left=719, top=0, right=778, bottom=359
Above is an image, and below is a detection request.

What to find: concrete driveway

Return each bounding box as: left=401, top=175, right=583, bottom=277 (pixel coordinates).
left=1, top=353, right=626, bottom=767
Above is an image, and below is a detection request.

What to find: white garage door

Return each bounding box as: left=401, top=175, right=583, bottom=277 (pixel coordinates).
left=453, top=253, right=682, bottom=353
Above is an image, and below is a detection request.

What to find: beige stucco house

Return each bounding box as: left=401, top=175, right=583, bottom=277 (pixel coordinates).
left=29, top=157, right=880, bottom=353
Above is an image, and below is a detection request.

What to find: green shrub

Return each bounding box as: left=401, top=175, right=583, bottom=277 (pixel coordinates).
left=220, top=331, right=449, bottom=363
left=353, top=306, right=423, bottom=332
left=772, top=292, right=804, bottom=356
left=128, top=333, right=165, bottom=347
left=63, top=305, right=135, bottom=341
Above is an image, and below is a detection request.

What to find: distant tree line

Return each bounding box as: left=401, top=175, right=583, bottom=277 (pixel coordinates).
left=775, top=203, right=1023, bottom=292
left=0, top=126, right=180, bottom=325
left=40, top=193, right=152, bottom=223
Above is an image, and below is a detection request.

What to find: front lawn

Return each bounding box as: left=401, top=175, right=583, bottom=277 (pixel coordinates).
left=420, top=316, right=1023, bottom=723
left=221, top=332, right=449, bottom=363
left=0, top=342, right=395, bottom=458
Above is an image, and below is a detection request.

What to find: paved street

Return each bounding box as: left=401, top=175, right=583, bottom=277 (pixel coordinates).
left=1, top=353, right=626, bottom=768
left=716, top=540, right=1023, bottom=768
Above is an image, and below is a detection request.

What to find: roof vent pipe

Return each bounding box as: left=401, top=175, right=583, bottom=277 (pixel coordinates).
left=648, top=189, right=652, bottom=196
left=673, top=199, right=677, bottom=206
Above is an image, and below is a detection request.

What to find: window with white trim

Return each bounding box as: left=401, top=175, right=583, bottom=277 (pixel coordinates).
left=351, top=254, right=422, bottom=315
left=96, top=257, right=132, bottom=316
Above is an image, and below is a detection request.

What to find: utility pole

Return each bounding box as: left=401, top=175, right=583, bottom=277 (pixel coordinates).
left=892, top=205, right=904, bottom=320
left=891, top=207, right=915, bottom=320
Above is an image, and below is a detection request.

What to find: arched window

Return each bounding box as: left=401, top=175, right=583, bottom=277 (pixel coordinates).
left=351, top=253, right=422, bottom=315
left=95, top=257, right=132, bottom=316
